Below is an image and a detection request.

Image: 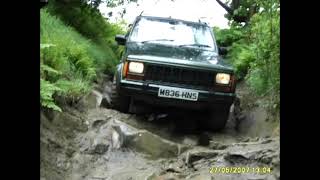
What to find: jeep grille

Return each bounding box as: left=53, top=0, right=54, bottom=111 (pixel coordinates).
left=144, top=64, right=215, bottom=89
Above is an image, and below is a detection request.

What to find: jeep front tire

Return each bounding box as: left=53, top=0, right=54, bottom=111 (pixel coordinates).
left=110, top=81, right=130, bottom=113
left=202, top=106, right=230, bottom=131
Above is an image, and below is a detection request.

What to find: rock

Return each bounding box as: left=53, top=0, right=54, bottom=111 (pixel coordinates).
left=79, top=120, right=125, bottom=154
left=78, top=90, right=103, bottom=110
left=154, top=173, right=179, bottom=180
left=66, top=148, right=76, bottom=157
left=224, top=151, right=254, bottom=164
left=261, top=139, right=273, bottom=144
left=184, top=149, right=219, bottom=165
left=182, top=136, right=198, bottom=146
left=145, top=172, right=157, bottom=180
left=91, top=119, right=107, bottom=129
left=88, top=131, right=111, bottom=154
left=84, top=120, right=89, bottom=126
left=253, top=137, right=260, bottom=141
left=92, top=144, right=109, bottom=154
left=100, top=96, right=111, bottom=108
left=186, top=172, right=215, bottom=180
left=192, top=158, right=208, bottom=170
left=129, top=130, right=184, bottom=158
left=94, top=119, right=186, bottom=158
left=165, top=161, right=184, bottom=173
left=186, top=172, right=213, bottom=180
left=209, top=142, right=228, bottom=150
left=240, top=137, right=250, bottom=142
left=185, top=172, right=200, bottom=179
left=110, top=126, right=123, bottom=149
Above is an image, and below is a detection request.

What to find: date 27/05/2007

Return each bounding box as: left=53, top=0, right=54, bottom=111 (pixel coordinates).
left=210, top=166, right=272, bottom=174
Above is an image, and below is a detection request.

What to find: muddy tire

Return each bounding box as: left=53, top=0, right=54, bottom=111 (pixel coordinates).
left=202, top=106, right=230, bottom=131
left=110, top=82, right=130, bottom=113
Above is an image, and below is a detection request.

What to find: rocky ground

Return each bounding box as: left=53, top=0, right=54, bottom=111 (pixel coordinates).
left=40, top=76, right=280, bottom=180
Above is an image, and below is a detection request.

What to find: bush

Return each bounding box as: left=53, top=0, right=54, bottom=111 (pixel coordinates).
left=213, top=27, right=244, bottom=47
left=213, top=0, right=280, bottom=110
left=227, top=41, right=255, bottom=79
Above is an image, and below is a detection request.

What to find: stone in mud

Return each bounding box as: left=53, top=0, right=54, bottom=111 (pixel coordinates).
left=80, top=90, right=102, bottom=109
left=185, top=170, right=214, bottom=180
left=154, top=173, right=179, bottom=180
left=184, top=149, right=219, bottom=165
left=224, top=153, right=250, bottom=164
left=128, top=130, right=184, bottom=158
left=145, top=172, right=157, bottom=180
left=192, top=158, right=209, bottom=170
left=261, top=139, right=273, bottom=144
left=97, top=119, right=185, bottom=158
left=224, top=149, right=264, bottom=164
left=100, top=95, right=111, bottom=108
left=182, top=136, right=198, bottom=146
left=253, top=137, right=260, bottom=141
left=92, top=144, right=109, bottom=154
left=186, top=173, right=213, bottom=180
left=240, top=137, right=250, bottom=142
left=165, top=160, right=185, bottom=173
left=209, top=142, right=228, bottom=150
left=91, top=119, right=107, bottom=129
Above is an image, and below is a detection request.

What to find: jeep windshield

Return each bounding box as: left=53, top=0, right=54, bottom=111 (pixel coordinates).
left=128, top=17, right=216, bottom=51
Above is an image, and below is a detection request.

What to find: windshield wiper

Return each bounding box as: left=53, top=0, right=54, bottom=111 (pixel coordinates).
left=141, top=39, right=174, bottom=43
left=179, top=44, right=212, bottom=48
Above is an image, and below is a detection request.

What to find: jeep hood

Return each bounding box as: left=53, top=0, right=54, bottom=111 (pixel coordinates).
left=125, top=42, right=234, bottom=72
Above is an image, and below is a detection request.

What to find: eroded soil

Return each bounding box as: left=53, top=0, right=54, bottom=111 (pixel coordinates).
left=40, top=79, right=280, bottom=180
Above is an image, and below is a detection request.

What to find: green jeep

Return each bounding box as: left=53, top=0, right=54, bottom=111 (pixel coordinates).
left=111, top=15, right=237, bottom=131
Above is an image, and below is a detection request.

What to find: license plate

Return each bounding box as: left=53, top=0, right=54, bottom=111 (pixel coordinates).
left=158, top=87, right=199, bottom=101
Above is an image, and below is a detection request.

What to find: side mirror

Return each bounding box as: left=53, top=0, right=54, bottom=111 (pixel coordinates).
left=218, top=47, right=228, bottom=56
left=115, top=35, right=126, bottom=45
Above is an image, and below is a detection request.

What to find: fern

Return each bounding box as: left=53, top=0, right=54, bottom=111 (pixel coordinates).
left=40, top=64, right=62, bottom=75
left=40, top=79, right=62, bottom=112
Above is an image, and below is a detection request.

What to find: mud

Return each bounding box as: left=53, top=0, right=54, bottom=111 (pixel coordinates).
left=40, top=78, right=280, bottom=180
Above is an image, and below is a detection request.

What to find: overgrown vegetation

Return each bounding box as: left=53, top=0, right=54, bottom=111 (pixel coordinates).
left=40, top=0, right=125, bottom=111
left=214, top=0, right=280, bottom=113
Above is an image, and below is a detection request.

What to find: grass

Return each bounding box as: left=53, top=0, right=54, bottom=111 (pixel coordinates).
left=40, top=9, right=118, bottom=111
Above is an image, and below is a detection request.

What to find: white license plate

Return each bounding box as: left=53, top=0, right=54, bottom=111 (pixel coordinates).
left=158, top=87, right=199, bottom=101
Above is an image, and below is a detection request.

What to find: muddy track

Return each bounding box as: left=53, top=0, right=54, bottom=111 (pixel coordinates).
left=40, top=79, right=280, bottom=180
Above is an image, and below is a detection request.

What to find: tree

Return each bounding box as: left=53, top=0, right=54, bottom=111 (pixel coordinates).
left=215, top=0, right=259, bottom=24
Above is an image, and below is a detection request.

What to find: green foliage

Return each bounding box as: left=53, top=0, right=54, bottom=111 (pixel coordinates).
left=214, top=0, right=280, bottom=110
left=55, top=79, right=91, bottom=99
left=40, top=7, right=124, bottom=111
left=213, top=27, right=244, bottom=47
left=47, top=0, right=124, bottom=62
left=227, top=42, right=255, bottom=79
left=40, top=79, right=62, bottom=112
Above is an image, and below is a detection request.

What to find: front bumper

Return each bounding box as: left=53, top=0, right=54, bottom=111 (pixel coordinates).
left=119, top=79, right=236, bottom=110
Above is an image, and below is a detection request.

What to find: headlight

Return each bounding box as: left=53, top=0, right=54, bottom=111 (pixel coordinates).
left=128, top=62, right=144, bottom=74
left=216, top=73, right=230, bottom=85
